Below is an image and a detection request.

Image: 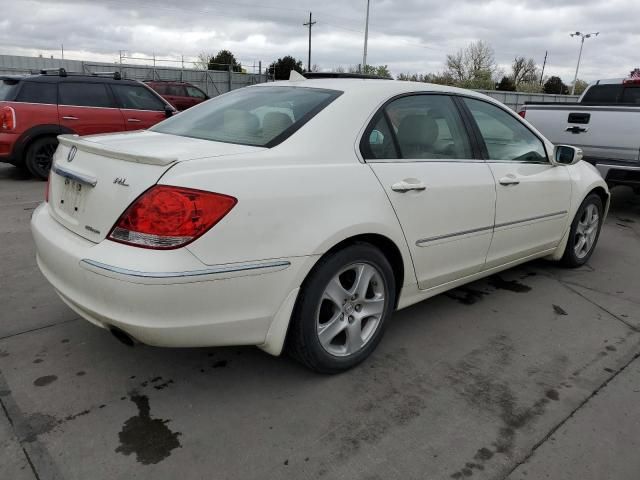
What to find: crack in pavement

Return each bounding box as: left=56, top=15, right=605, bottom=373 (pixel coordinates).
left=0, top=318, right=80, bottom=342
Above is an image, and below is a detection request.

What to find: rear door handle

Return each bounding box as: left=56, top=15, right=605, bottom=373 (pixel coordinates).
left=127, top=118, right=142, bottom=123
left=62, top=116, right=79, bottom=120
left=566, top=126, right=588, bottom=134
left=391, top=180, right=427, bottom=192
left=499, top=175, right=520, bottom=186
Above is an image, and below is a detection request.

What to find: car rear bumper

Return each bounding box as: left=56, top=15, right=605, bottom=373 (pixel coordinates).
left=0, top=132, right=18, bottom=163
left=31, top=203, right=311, bottom=350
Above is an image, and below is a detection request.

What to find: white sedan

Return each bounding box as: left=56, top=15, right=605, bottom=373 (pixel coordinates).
left=32, top=74, right=609, bottom=372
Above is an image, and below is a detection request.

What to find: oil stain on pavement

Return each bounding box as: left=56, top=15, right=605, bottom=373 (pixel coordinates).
left=116, top=392, right=182, bottom=465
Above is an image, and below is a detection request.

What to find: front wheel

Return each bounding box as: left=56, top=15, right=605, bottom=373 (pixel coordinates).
left=25, top=137, right=58, bottom=180
left=560, top=194, right=604, bottom=268
left=287, top=243, right=396, bottom=373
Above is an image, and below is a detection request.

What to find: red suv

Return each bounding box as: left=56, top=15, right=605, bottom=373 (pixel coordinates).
left=145, top=81, right=209, bottom=111
left=0, top=70, right=175, bottom=179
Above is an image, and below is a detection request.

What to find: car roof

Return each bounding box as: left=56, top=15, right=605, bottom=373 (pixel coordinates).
left=0, top=74, right=141, bottom=85
left=253, top=78, right=490, bottom=101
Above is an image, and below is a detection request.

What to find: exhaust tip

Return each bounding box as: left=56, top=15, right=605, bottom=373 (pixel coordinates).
left=110, top=327, right=135, bottom=347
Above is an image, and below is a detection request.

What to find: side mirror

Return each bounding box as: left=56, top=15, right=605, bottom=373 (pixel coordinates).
left=164, top=105, right=175, bottom=118
left=553, top=145, right=583, bottom=165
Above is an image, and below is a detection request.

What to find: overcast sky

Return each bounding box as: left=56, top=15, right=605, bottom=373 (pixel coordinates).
left=1, top=0, right=637, bottom=82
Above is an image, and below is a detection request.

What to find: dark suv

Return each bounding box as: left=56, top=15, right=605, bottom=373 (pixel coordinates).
left=145, top=81, right=209, bottom=111
left=0, top=69, right=175, bottom=179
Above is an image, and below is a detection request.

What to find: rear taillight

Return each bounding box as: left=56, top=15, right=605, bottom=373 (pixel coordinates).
left=518, top=110, right=526, bottom=118
left=1, top=106, right=16, bottom=130
left=108, top=185, right=237, bottom=249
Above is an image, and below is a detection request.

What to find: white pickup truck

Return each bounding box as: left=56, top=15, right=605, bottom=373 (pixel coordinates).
left=520, top=77, right=640, bottom=192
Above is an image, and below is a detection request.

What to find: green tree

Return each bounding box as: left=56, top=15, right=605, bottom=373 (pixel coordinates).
left=208, top=50, right=241, bottom=72
left=268, top=56, right=304, bottom=80
left=352, top=64, right=392, bottom=78
left=496, top=76, right=516, bottom=91
left=543, top=76, right=569, bottom=95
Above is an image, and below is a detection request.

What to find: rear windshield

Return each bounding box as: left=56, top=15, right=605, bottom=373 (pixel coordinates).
left=151, top=86, right=342, bottom=147
left=581, top=84, right=622, bottom=104
left=0, top=78, right=20, bottom=100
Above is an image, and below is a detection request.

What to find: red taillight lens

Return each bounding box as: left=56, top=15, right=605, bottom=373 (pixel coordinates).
left=1, top=106, right=16, bottom=130
left=108, top=185, right=237, bottom=249
left=518, top=110, right=526, bottom=118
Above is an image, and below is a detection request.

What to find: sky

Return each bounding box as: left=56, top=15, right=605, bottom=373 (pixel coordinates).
left=0, top=0, right=637, bottom=82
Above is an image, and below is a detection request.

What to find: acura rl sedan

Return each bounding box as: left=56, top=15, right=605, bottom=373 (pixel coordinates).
left=31, top=74, right=609, bottom=372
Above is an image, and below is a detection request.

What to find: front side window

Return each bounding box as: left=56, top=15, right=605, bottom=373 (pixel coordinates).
left=463, top=98, right=547, bottom=162
left=59, top=83, right=113, bottom=108
left=16, top=82, right=57, bottom=104
left=166, top=85, right=187, bottom=96
left=362, top=94, right=472, bottom=161
left=152, top=86, right=341, bottom=147
left=112, top=84, right=166, bottom=111
left=186, top=86, right=207, bottom=99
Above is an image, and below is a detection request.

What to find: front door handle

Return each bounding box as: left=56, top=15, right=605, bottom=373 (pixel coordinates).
left=127, top=118, right=142, bottom=123
left=566, top=126, right=588, bottom=134
left=62, top=116, right=79, bottom=120
left=391, top=180, right=427, bottom=192
left=499, top=175, right=520, bottom=186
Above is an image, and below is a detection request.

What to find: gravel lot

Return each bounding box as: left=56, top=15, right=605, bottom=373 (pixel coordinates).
left=1, top=163, right=639, bottom=480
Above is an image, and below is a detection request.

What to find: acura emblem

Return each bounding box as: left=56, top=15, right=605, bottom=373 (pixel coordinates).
left=67, top=146, right=77, bottom=162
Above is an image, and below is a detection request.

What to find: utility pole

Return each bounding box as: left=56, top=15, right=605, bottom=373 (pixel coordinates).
left=303, top=12, right=316, bottom=72
left=362, top=0, right=371, bottom=73
left=570, top=31, right=599, bottom=95
left=61, top=44, right=64, bottom=60
left=539, top=50, right=547, bottom=85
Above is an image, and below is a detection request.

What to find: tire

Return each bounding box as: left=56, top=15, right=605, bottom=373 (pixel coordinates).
left=25, top=136, right=58, bottom=180
left=287, top=243, right=396, bottom=373
left=560, top=193, right=604, bottom=268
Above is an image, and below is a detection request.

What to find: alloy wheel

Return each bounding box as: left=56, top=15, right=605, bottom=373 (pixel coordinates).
left=574, top=203, right=599, bottom=259
left=316, top=262, right=386, bottom=357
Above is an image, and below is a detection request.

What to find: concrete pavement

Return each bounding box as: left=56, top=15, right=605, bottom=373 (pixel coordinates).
left=1, top=163, right=639, bottom=480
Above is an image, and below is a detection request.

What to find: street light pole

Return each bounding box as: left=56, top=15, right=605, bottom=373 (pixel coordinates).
left=362, top=0, right=370, bottom=73
left=570, top=31, right=599, bottom=95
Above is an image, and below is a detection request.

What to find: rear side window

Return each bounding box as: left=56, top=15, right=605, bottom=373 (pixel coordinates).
left=362, top=94, right=472, bottom=161
left=0, top=79, right=19, bottom=100
left=16, top=82, right=57, bottom=104
left=621, top=87, right=640, bottom=104
left=59, top=83, right=114, bottom=108
left=166, top=85, right=187, bottom=96
left=186, top=86, right=206, bottom=99
left=581, top=84, right=622, bottom=104
left=149, top=83, right=167, bottom=94
left=112, top=84, right=166, bottom=111
left=152, top=86, right=342, bottom=147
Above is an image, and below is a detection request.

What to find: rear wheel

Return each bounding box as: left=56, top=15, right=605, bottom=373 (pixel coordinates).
left=560, top=194, right=603, bottom=268
left=25, top=137, right=58, bottom=180
left=287, top=243, right=396, bottom=373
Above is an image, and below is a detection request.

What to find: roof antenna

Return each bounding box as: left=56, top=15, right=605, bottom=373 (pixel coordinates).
left=289, top=70, right=306, bottom=81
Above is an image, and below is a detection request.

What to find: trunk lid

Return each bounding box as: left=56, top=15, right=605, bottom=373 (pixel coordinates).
left=48, top=131, right=262, bottom=243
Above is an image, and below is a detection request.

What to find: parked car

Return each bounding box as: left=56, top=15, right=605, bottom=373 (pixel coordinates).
left=0, top=69, right=176, bottom=179
left=32, top=75, right=609, bottom=373
left=519, top=76, right=640, bottom=192
left=144, top=80, right=209, bottom=110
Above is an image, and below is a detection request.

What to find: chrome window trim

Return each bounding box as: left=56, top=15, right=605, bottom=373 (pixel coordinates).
left=79, top=258, right=291, bottom=279
left=51, top=164, right=98, bottom=187
left=494, top=210, right=567, bottom=229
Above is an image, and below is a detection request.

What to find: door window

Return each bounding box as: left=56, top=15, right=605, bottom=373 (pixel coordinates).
left=463, top=98, right=547, bottom=162
left=186, top=86, right=207, bottom=99
left=16, top=82, right=57, bottom=104
left=621, top=87, right=640, bottom=104
left=59, top=83, right=114, bottom=108
left=166, top=85, right=187, bottom=96
left=362, top=95, right=472, bottom=161
left=111, top=84, right=166, bottom=111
